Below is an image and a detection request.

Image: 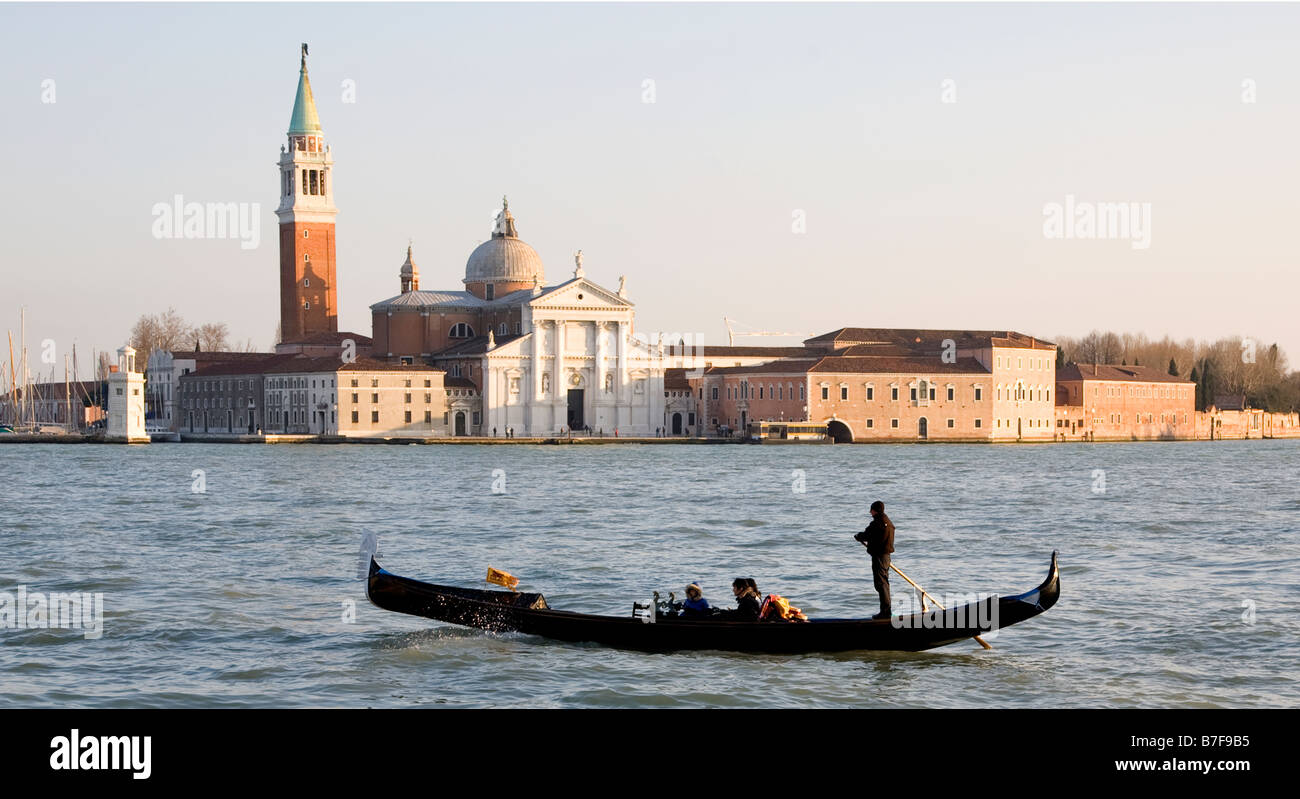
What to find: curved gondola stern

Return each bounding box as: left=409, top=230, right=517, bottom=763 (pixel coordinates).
left=995, top=551, right=1060, bottom=631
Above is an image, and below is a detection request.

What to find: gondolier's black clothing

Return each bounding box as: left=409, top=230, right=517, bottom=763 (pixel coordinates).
left=855, top=513, right=895, bottom=556
left=856, top=514, right=895, bottom=616
left=871, top=554, right=891, bottom=617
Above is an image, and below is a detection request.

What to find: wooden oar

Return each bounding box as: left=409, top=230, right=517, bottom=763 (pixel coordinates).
left=860, top=542, right=992, bottom=650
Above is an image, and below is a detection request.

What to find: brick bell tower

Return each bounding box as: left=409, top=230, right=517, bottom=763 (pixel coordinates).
left=276, top=43, right=338, bottom=343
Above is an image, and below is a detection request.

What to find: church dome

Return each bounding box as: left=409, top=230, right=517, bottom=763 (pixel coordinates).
left=465, top=198, right=544, bottom=286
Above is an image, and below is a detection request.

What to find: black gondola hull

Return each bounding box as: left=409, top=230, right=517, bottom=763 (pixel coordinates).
left=366, top=552, right=1060, bottom=653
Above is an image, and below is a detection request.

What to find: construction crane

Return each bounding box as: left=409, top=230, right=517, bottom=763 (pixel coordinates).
left=722, top=317, right=808, bottom=347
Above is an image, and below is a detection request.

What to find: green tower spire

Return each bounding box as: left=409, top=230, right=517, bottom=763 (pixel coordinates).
left=288, top=43, right=322, bottom=135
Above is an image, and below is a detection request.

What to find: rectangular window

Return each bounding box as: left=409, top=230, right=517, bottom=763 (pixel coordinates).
left=866, top=419, right=874, bottom=429
left=302, top=170, right=309, bottom=194
left=472, top=412, right=481, bottom=426
left=424, top=393, right=432, bottom=403
left=711, top=387, right=718, bottom=400
left=371, top=393, right=379, bottom=403
left=371, top=411, right=379, bottom=424
left=910, top=387, right=917, bottom=402
left=351, top=410, right=359, bottom=424
left=309, top=170, right=319, bottom=195
left=974, top=387, right=983, bottom=401
left=975, top=419, right=982, bottom=428
left=351, top=379, right=358, bottom=388
left=947, top=387, right=954, bottom=401
left=821, top=386, right=829, bottom=400
left=947, top=418, right=955, bottom=428
left=840, top=386, right=848, bottom=401
left=404, top=393, right=412, bottom=403
left=404, top=411, right=412, bottom=423
left=351, top=393, right=358, bottom=403
left=424, top=410, right=432, bottom=424
left=929, top=388, right=936, bottom=401
left=866, top=386, right=874, bottom=401
left=891, top=387, right=899, bottom=401
left=890, top=418, right=898, bottom=429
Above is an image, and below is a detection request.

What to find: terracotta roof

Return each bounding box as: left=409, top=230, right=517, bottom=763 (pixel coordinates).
left=185, top=354, right=300, bottom=377
left=805, top=328, right=1055, bottom=352
left=1057, top=363, right=1193, bottom=384
left=169, top=350, right=278, bottom=363
left=278, top=331, right=372, bottom=346
left=432, top=334, right=524, bottom=357
left=6, top=380, right=105, bottom=401
left=704, top=359, right=820, bottom=376
left=666, top=345, right=820, bottom=359
left=809, top=356, right=990, bottom=375
left=664, top=368, right=692, bottom=390
left=241, top=356, right=446, bottom=375
left=1213, top=394, right=1247, bottom=411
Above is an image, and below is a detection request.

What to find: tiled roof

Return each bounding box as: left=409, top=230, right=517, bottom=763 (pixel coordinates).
left=808, top=356, right=990, bottom=375
left=167, top=350, right=278, bottom=363
left=704, top=359, right=821, bottom=376
left=805, top=328, right=1056, bottom=352
left=664, top=368, right=692, bottom=390
left=1213, top=395, right=1247, bottom=411
left=444, top=376, right=478, bottom=389
left=1057, top=363, right=1194, bottom=384
left=668, top=345, right=821, bottom=359
left=186, top=354, right=300, bottom=377
left=370, top=281, right=574, bottom=312
left=431, top=334, right=524, bottom=357
left=370, top=290, right=485, bottom=310
left=278, top=330, right=372, bottom=346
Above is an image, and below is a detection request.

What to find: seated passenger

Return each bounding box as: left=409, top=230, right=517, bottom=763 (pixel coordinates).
left=724, top=577, right=762, bottom=621
left=680, top=583, right=711, bottom=617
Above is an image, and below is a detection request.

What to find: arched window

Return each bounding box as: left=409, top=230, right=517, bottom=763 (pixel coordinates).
left=449, top=323, right=475, bottom=339
left=498, top=323, right=508, bottom=336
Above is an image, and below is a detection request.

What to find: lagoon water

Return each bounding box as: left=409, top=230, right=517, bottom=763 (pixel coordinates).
left=1, top=440, right=1297, bottom=708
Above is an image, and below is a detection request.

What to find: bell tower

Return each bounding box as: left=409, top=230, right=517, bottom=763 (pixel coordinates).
left=276, top=43, right=338, bottom=343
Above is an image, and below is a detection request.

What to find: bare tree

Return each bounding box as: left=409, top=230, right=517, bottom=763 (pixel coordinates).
left=194, top=322, right=231, bottom=352
left=130, top=307, right=194, bottom=365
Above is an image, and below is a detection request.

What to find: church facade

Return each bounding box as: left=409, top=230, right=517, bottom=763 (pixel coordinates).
left=369, top=201, right=668, bottom=436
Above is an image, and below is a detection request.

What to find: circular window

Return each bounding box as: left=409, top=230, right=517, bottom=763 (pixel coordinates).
left=577, top=293, right=584, bottom=300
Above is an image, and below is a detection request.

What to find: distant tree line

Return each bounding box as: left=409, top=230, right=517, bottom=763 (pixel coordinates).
left=1054, top=331, right=1300, bottom=413
left=128, top=308, right=257, bottom=367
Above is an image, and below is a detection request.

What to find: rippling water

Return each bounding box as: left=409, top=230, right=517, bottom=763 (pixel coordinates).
left=1, top=440, right=1297, bottom=708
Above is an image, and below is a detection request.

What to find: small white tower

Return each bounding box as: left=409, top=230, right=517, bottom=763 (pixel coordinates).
left=106, top=344, right=149, bottom=443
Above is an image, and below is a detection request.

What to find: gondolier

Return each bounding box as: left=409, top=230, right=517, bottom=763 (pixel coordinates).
left=854, top=500, right=895, bottom=619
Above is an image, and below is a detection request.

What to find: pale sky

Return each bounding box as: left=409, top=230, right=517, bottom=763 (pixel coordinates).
left=1, top=2, right=1297, bottom=377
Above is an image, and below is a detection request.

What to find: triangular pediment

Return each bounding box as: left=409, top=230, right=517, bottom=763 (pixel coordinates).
left=530, top=278, right=631, bottom=310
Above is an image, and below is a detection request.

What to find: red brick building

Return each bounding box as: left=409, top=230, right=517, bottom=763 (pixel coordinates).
left=1053, top=363, right=1195, bottom=440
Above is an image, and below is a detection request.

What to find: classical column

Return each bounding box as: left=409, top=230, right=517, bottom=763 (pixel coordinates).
left=553, top=319, right=565, bottom=411
left=595, top=321, right=607, bottom=399
left=531, top=320, right=543, bottom=401
left=616, top=320, right=628, bottom=403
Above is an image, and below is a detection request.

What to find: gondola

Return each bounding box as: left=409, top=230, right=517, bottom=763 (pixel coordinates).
left=365, top=551, right=1059, bottom=653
